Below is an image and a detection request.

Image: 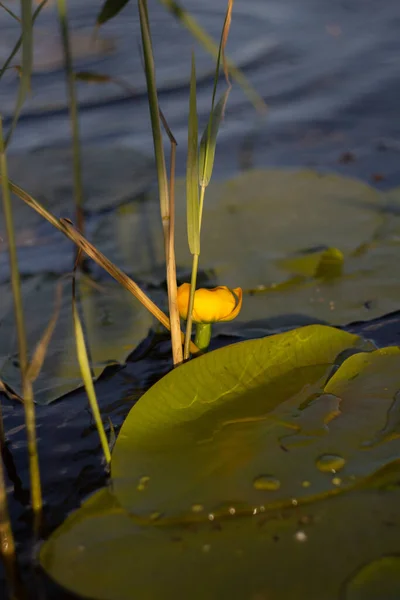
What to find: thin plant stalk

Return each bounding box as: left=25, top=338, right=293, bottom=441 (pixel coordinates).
left=138, top=0, right=182, bottom=365
left=0, top=0, right=47, bottom=81
left=183, top=253, right=198, bottom=359
left=183, top=53, right=200, bottom=359
left=184, top=2, right=233, bottom=358
left=182, top=185, right=204, bottom=359
left=0, top=175, right=199, bottom=354
left=0, top=118, right=42, bottom=514
left=0, top=445, right=19, bottom=600
left=56, top=0, right=85, bottom=234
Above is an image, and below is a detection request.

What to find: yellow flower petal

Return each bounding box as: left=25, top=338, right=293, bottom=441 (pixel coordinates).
left=177, top=284, right=243, bottom=324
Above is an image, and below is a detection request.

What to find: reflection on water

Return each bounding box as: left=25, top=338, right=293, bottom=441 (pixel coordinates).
left=1, top=0, right=400, bottom=183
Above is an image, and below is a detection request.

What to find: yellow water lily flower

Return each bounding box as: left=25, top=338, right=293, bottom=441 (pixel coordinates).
left=177, top=284, right=243, bottom=324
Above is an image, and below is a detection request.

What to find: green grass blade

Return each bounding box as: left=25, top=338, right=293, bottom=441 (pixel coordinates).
left=96, top=0, right=130, bottom=25
left=56, top=0, right=85, bottom=233
left=5, top=0, right=33, bottom=147
left=0, top=174, right=198, bottom=353
left=198, top=0, right=233, bottom=190
left=26, top=281, right=63, bottom=384
left=0, top=0, right=47, bottom=82
left=199, top=88, right=230, bottom=188
left=72, top=271, right=111, bottom=465
left=157, top=0, right=266, bottom=114
left=187, top=53, right=200, bottom=256
left=0, top=117, right=42, bottom=514
left=0, top=1, right=20, bottom=21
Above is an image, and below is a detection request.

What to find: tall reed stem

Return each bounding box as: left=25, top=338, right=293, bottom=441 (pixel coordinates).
left=138, top=0, right=182, bottom=365
left=56, top=0, right=84, bottom=234
left=0, top=117, right=42, bottom=514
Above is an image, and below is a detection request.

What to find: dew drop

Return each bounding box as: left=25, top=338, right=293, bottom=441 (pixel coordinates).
left=344, top=556, right=400, bottom=599
left=253, top=475, right=281, bottom=491
left=191, top=504, right=204, bottom=513
left=294, top=531, right=307, bottom=542
left=315, top=454, right=346, bottom=473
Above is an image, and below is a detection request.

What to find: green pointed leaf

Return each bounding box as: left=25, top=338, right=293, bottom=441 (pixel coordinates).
left=5, top=0, right=34, bottom=147
left=96, top=0, right=130, bottom=25
left=157, top=0, right=266, bottom=114
left=199, top=89, right=230, bottom=188
left=72, top=277, right=111, bottom=464
left=186, top=53, right=200, bottom=255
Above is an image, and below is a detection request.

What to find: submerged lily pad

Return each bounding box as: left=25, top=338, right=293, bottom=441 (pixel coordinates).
left=40, top=473, right=400, bottom=600
left=0, top=274, right=154, bottom=404
left=40, top=324, right=400, bottom=598
left=94, top=168, right=400, bottom=324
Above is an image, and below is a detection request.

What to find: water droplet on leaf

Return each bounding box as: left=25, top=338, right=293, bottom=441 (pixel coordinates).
left=315, top=454, right=346, bottom=473
left=253, top=475, right=281, bottom=491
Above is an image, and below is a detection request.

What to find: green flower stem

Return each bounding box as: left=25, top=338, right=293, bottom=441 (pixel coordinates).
left=183, top=186, right=207, bottom=360
left=183, top=253, right=199, bottom=360
left=194, top=323, right=212, bottom=353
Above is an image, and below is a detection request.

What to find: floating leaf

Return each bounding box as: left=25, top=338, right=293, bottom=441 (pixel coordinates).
left=40, top=325, right=400, bottom=599
left=110, top=325, right=367, bottom=517
left=0, top=275, right=154, bottom=404
left=279, top=246, right=344, bottom=280
left=94, top=168, right=400, bottom=324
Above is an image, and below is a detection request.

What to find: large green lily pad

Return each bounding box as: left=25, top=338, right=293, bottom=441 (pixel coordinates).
left=40, top=325, right=400, bottom=598
left=94, top=168, right=400, bottom=323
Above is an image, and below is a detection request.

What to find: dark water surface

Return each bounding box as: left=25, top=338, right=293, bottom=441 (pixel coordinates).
left=1, top=0, right=400, bottom=598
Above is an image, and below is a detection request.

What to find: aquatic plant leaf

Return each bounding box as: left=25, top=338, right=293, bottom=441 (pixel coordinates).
left=157, top=0, right=266, bottom=113
left=41, top=327, right=400, bottom=600
left=199, top=89, right=230, bottom=188
left=72, top=273, right=111, bottom=464
left=95, top=168, right=400, bottom=324
left=96, top=0, right=130, bottom=25
left=5, top=0, right=34, bottom=147
left=111, top=325, right=363, bottom=517
left=186, top=53, right=200, bottom=255
left=278, top=246, right=344, bottom=280
left=0, top=275, right=154, bottom=404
